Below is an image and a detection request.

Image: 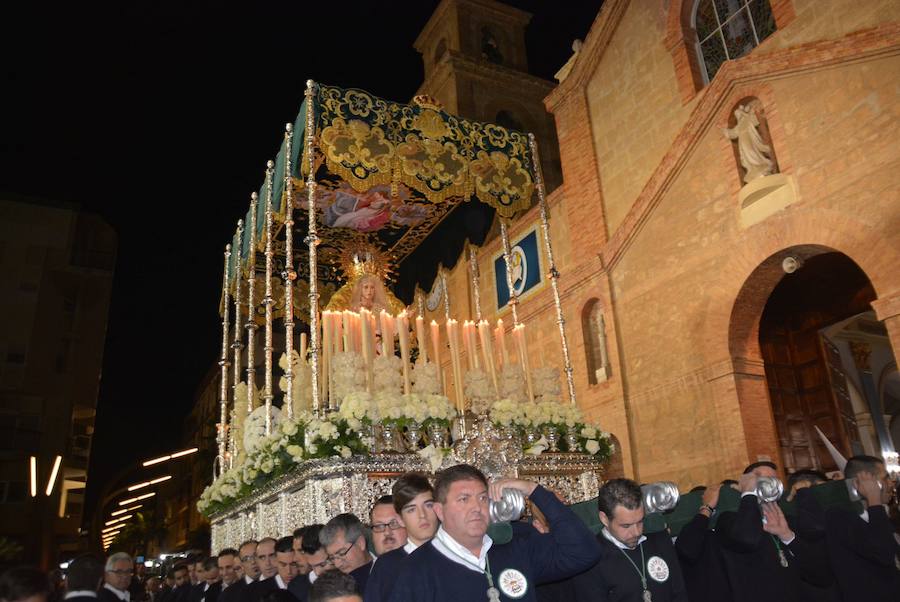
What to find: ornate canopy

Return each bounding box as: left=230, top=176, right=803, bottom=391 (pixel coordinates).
left=227, top=82, right=537, bottom=310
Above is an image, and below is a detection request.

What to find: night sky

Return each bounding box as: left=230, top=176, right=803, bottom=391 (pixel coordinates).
left=3, top=1, right=600, bottom=524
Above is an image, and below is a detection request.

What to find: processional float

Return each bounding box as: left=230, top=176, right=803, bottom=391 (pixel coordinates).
left=202, top=81, right=615, bottom=549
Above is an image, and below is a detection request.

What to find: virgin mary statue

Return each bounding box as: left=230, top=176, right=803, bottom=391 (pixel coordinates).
left=324, top=248, right=406, bottom=315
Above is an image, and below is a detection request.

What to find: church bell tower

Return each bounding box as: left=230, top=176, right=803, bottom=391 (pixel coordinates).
left=414, top=0, right=562, bottom=193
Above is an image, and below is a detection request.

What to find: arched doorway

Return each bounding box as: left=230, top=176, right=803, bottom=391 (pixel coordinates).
left=758, top=252, right=876, bottom=473
left=729, top=247, right=898, bottom=475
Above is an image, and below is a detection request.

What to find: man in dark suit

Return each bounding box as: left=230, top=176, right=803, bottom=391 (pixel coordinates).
left=219, top=544, right=254, bottom=602
left=288, top=525, right=327, bottom=602
left=242, top=538, right=278, bottom=602
left=320, top=515, right=374, bottom=595
left=365, top=473, right=438, bottom=602
left=215, top=549, right=240, bottom=600
left=187, top=556, right=209, bottom=602
left=64, top=554, right=105, bottom=602
left=100, top=553, right=134, bottom=602
left=572, top=478, right=688, bottom=601
left=168, top=563, right=191, bottom=602
left=675, top=484, right=732, bottom=602
left=825, top=454, right=900, bottom=601
left=198, top=558, right=221, bottom=602
left=716, top=461, right=831, bottom=602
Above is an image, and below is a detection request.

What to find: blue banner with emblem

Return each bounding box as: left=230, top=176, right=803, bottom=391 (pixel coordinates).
left=495, top=229, right=541, bottom=310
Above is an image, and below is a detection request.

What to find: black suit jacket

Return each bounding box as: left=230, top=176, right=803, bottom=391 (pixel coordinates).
left=716, top=495, right=830, bottom=602
left=286, top=576, right=310, bottom=602
left=242, top=577, right=278, bottom=602
left=217, top=581, right=245, bottom=602
left=98, top=588, right=127, bottom=602
left=199, top=583, right=221, bottom=602
left=675, top=513, right=733, bottom=602
left=825, top=504, right=900, bottom=602
left=572, top=530, right=688, bottom=602
left=349, top=561, right=373, bottom=595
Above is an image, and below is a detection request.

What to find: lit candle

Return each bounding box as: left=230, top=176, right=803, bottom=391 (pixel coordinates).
left=333, top=313, right=343, bottom=354
left=496, top=318, right=509, bottom=366
left=397, top=311, right=411, bottom=395
left=299, top=332, right=308, bottom=362
left=360, top=309, right=374, bottom=391
left=446, top=319, right=465, bottom=413
left=415, top=316, right=428, bottom=364
left=477, top=320, right=498, bottom=396
left=513, top=323, right=534, bottom=402
left=342, top=311, right=351, bottom=353
left=380, top=310, right=392, bottom=357
left=431, top=319, right=443, bottom=393
left=464, top=320, right=480, bottom=371
left=321, top=312, right=332, bottom=405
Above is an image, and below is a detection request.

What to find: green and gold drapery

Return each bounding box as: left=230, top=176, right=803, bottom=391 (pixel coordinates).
left=226, top=82, right=535, bottom=303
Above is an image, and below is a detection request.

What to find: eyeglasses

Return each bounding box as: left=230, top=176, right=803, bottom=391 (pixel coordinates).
left=109, top=570, right=134, bottom=576
left=308, top=557, right=333, bottom=571
left=371, top=520, right=405, bottom=533
left=327, top=537, right=359, bottom=562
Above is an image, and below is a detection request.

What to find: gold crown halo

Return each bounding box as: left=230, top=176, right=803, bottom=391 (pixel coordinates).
left=337, top=242, right=393, bottom=281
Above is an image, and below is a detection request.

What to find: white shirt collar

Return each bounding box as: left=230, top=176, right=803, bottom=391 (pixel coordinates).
left=860, top=508, right=870, bottom=523
left=243, top=575, right=254, bottom=585
left=103, top=584, right=129, bottom=602
left=403, top=540, right=421, bottom=554
left=202, top=584, right=209, bottom=592
left=431, top=526, right=492, bottom=573
left=308, top=572, right=318, bottom=585
left=602, top=527, right=646, bottom=550
left=274, top=575, right=287, bottom=590
left=65, top=592, right=98, bottom=599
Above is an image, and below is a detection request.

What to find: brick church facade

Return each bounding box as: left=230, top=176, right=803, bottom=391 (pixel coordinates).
left=416, top=0, right=900, bottom=487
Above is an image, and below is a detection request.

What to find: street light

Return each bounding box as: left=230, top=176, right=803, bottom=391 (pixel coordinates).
left=141, top=447, right=198, bottom=467
left=125, top=475, right=172, bottom=492
left=45, top=455, right=62, bottom=496
left=110, top=504, right=142, bottom=517
left=104, top=514, right=133, bottom=526
left=118, top=492, right=155, bottom=506
left=29, top=457, right=37, bottom=497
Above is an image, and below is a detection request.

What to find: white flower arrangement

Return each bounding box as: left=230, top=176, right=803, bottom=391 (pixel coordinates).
left=499, top=364, right=527, bottom=403
left=278, top=351, right=313, bottom=417
left=489, top=398, right=526, bottom=427
left=331, top=352, right=366, bottom=403
left=373, top=355, right=402, bottom=394
left=411, top=362, right=441, bottom=395
left=243, top=406, right=282, bottom=454
left=531, top=366, right=562, bottom=403
left=416, top=443, right=446, bottom=471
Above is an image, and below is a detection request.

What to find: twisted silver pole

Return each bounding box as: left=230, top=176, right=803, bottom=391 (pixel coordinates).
left=263, top=160, right=276, bottom=435
left=304, top=80, right=321, bottom=415
left=499, top=220, right=520, bottom=326
left=441, top=269, right=451, bottom=321
left=282, top=123, right=296, bottom=420
left=216, top=244, right=232, bottom=478
left=232, top=220, right=245, bottom=418
left=245, top=193, right=259, bottom=415
left=469, top=245, right=482, bottom=321
left=528, top=133, right=576, bottom=405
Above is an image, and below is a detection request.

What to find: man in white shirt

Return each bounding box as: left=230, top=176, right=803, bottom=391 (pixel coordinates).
left=100, top=553, right=133, bottom=602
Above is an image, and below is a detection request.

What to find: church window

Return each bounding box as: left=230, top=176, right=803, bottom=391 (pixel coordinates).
left=481, top=27, right=504, bottom=65
left=694, top=0, right=776, bottom=83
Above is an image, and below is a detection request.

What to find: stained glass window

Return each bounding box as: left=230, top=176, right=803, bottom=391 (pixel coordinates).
left=694, top=0, right=776, bottom=83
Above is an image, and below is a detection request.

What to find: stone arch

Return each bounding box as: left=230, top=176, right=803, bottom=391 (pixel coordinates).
left=690, top=206, right=900, bottom=468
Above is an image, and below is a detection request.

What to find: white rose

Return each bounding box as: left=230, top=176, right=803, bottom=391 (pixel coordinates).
left=260, top=459, right=274, bottom=474
left=281, top=420, right=298, bottom=436
left=286, top=444, right=303, bottom=458
left=307, top=444, right=318, bottom=455
left=339, top=445, right=352, bottom=459
left=585, top=439, right=600, bottom=455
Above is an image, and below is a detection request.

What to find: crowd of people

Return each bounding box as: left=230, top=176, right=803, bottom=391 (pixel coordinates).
left=1, top=457, right=898, bottom=602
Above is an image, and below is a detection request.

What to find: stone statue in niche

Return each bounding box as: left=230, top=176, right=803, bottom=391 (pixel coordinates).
left=593, top=311, right=610, bottom=382
left=723, top=104, right=777, bottom=184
